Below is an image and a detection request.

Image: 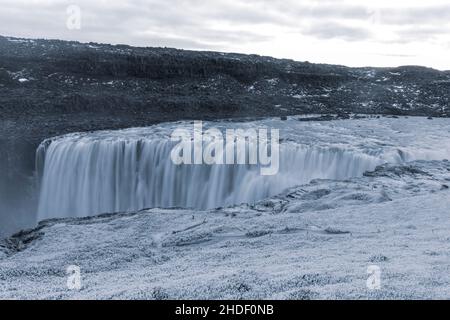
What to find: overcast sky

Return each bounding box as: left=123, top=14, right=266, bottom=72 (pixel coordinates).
left=1, top=0, right=450, bottom=70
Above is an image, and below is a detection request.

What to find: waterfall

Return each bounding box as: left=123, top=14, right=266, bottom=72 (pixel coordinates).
left=37, top=116, right=449, bottom=221
left=36, top=135, right=383, bottom=221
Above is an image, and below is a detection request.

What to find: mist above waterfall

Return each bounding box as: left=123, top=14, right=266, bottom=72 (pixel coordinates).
left=36, top=116, right=450, bottom=221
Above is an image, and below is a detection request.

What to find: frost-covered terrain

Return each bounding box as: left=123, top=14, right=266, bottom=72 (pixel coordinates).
left=1, top=160, right=450, bottom=299
left=1, top=116, right=450, bottom=299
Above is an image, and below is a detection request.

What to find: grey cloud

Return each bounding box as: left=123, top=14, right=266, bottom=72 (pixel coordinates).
left=78, top=0, right=274, bottom=47
left=291, top=4, right=372, bottom=21
left=379, top=5, right=450, bottom=25
left=0, top=0, right=272, bottom=49
left=376, top=25, right=450, bottom=45
left=303, top=22, right=372, bottom=41
left=396, top=26, right=449, bottom=41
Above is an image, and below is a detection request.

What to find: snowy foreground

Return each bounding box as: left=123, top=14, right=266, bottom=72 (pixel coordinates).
left=1, top=159, right=450, bottom=299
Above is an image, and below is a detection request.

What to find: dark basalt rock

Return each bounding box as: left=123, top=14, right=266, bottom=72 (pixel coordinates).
left=1, top=35, right=449, bottom=146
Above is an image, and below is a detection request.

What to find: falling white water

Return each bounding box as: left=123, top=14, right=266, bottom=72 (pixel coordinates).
left=36, top=116, right=450, bottom=221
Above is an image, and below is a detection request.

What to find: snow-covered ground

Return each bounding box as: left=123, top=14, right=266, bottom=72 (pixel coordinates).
left=1, top=159, right=450, bottom=299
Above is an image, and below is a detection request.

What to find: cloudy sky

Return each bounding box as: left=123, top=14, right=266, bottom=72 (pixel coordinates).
left=1, top=0, right=450, bottom=70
